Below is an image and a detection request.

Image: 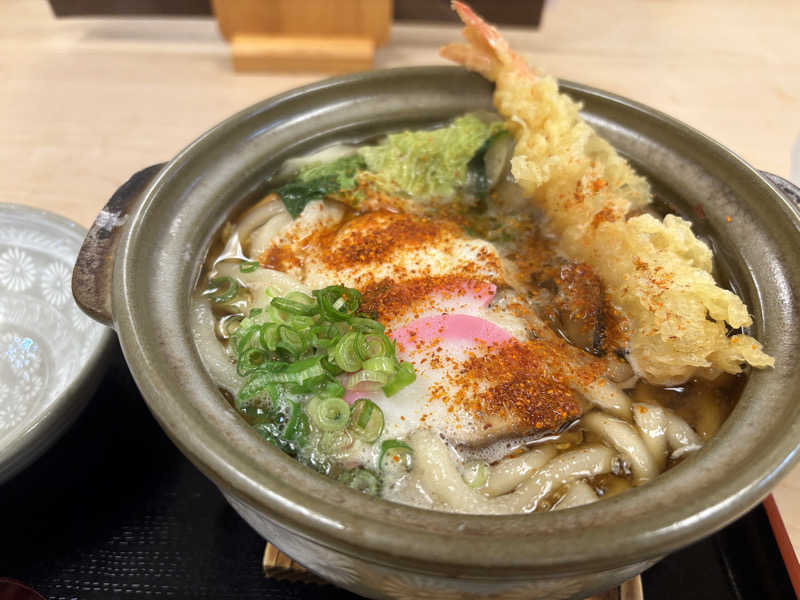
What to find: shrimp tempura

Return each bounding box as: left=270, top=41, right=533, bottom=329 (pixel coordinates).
left=442, top=1, right=773, bottom=384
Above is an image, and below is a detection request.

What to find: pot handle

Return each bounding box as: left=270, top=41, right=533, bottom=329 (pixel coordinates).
left=72, top=163, right=166, bottom=328
left=760, top=171, right=800, bottom=209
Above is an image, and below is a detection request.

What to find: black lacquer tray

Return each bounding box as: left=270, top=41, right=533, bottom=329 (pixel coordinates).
left=0, top=346, right=796, bottom=600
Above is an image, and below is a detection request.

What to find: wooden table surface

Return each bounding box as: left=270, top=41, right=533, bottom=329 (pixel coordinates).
left=2, top=0, right=799, bottom=559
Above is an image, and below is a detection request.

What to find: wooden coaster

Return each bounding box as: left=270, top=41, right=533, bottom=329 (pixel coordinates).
left=262, top=543, right=644, bottom=597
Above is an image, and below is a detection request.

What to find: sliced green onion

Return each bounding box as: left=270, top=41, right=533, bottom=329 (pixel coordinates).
left=239, top=260, right=259, bottom=273
left=275, top=324, right=308, bottom=359
left=338, top=468, right=380, bottom=495
left=241, top=358, right=324, bottom=390
left=205, top=276, right=238, bottom=303
left=259, top=322, right=280, bottom=352
left=321, top=377, right=346, bottom=398
left=313, top=286, right=361, bottom=321
left=462, top=461, right=488, bottom=489
left=378, top=439, right=413, bottom=471
left=333, top=332, right=362, bottom=372
left=284, top=400, right=309, bottom=446
left=348, top=398, right=384, bottom=442
left=310, top=324, right=339, bottom=351
left=382, top=362, right=416, bottom=397
left=310, top=396, right=350, bottom=432
left=362, top=356, right=398, bottom=375
left=349, top=317, right=384, bottom=333
left=286, top=373, right=344, bottom=397
left=266, top=304, right=286, bottom=324
left=235, top=325, right=262, bottom=355
left=264, top=286, right=281, bottom=299
left=271, top=295, right=318, bottom=316
left=285, top=356, right=321, bottom=374
left=236, top=374, right=279, bottom=410
left=355, top=332, right=394, bottom=361
left=287, top=291, right=318, bottom=309
left=287, top=314, right=316, bottom=330
left=288, top=373, right=347, bottom=398
left=261, top=360, right=290, bottom=373
left=318, top=430, right=353, bottom=454
left=226, top=284, right=415, bottom=468
left=238, top=315, right=259, bottom=329
left=332, top=321, right=351, bottom=336
left=219, top=314, right=243, bottom=338
left=341, top=288, right=361, bottom=312
left=237, top=347, right=269, bottom=376
left=347, top=370, right=390, bottom=392
left=305, top=395, right=322, bottom=419
left=320, top=355, right=344, bottom=376
left=286, top=373, right=328, bottom=395
left=269, top=361, right=325, bottom=385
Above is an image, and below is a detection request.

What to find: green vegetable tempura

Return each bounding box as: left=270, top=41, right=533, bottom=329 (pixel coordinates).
left=357, top=113, right=502, bottom=199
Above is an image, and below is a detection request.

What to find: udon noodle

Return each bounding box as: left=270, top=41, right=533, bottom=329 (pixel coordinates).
left=191, top=2, right=770, bottom=514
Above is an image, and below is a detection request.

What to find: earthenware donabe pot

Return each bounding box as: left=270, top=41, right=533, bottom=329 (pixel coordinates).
left=73, top=67, right=800, bottom=599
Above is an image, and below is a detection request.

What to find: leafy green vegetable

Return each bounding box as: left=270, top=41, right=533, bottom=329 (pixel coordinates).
left=275, top=177, right=339, bottom=219
left=274, top=117, right=504, bottom=217
left=357, top=114, right=502, bottom=199
left=276, top=154, right=366, bottom=218
left=297, top=154, right=365, bottom=189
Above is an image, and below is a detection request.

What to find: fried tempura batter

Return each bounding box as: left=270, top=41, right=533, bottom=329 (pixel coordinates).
left=442, top=1, right=773, bottom=384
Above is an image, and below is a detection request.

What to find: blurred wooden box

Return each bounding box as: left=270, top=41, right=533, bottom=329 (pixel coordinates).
left=212, top=0, right=391, bottom=45
left=211, top=0, right=392, bottom=73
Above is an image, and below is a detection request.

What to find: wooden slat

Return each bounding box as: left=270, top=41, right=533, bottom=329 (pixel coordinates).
left=262, top=543, right=322, bottom=584
left=231, top=33, right=375, bottom=74
left=619, top=575, right=644, bottom=600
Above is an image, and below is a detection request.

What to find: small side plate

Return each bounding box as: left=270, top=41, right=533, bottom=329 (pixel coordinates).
left=0, top=204, right=114, bottom=484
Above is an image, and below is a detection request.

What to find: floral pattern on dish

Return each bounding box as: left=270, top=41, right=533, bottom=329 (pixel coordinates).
left=0, top=247, right=36, bottom=292
left=39, top=262, right=73, bottom=307
left=0, top=206, right=105, bottom=443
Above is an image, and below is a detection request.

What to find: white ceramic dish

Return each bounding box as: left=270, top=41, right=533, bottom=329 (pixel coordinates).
left=0, top=204, right=114, bottom=484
